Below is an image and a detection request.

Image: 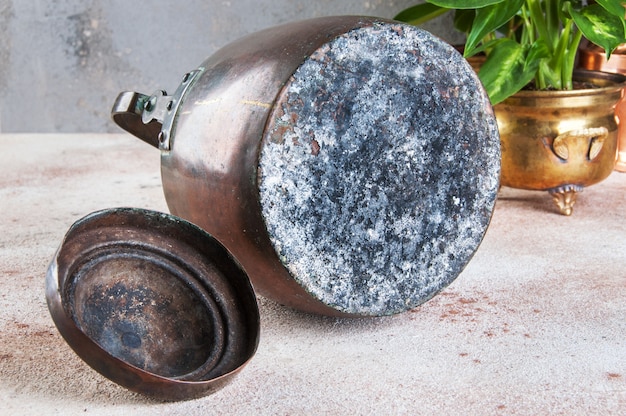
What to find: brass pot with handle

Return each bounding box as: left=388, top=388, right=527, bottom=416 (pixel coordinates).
left=496, top=70, right=625, bottom=215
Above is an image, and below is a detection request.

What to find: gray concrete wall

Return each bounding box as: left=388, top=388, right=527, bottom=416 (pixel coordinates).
left=0, top=0, right=462, bottom=133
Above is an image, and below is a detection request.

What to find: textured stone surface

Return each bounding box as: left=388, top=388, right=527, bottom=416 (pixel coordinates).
left=258, top=22, right=500, bottom=315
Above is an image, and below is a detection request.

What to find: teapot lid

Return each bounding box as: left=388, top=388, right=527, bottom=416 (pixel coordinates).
left=45, top=207, right=259, bottom=400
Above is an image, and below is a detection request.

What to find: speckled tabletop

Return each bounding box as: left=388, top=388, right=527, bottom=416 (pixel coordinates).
left=1, top=134, right=625, bottom=415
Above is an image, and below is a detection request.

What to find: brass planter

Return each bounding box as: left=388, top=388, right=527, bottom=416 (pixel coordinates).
left=496, top=70, right=625, bottom=215
left=578, top=43, right=626, bottom=172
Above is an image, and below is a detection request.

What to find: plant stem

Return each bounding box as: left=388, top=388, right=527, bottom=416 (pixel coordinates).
left=537, top=62, right=547, bottom=89
left=563, top=28, right=584, bottom=90
left=527, top=0, right=551, bottom=49
left=520, top=3, right=534, bottom=44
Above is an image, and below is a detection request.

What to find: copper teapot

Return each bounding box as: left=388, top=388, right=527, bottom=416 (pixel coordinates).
left=47, top=15, right=500, bottom=400
left=112, top=16, right=501, bottom=317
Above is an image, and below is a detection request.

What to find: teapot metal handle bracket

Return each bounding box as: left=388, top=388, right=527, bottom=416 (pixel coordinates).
left=111, top=68, right=203, bottom=151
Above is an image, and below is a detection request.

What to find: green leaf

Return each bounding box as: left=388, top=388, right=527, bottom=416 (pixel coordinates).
left=428, top=0, right=506, bottom=9
left=478, top=39, right=546, bottom=104
left=466, top=37, right=502, bottom=56
left=393, top=3, right=449, bottom=25
left=453, top=9, right=475, bottom=34
left=570, top=4, right=626, bottom=56
left=464, top=0, right=524, bottom=56
left=593, top=0, right=626, bottom=42
left=594, top=0, right=626, bottom=20
left=525, top=39, right=551, bottom=72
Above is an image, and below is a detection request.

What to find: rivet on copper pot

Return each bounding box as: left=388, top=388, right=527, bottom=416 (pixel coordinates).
left=144, top=95, right=156, bottom=112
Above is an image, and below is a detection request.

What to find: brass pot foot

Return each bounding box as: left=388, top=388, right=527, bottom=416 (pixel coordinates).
left=549, top=185, right=583, bottom=216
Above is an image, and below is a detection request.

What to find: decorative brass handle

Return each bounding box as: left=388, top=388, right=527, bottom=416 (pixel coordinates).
left=551, top=127, right=608, bottom=161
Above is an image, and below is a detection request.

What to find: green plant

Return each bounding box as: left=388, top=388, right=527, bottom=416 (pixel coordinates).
left=395, top=0, right=626, bottom=104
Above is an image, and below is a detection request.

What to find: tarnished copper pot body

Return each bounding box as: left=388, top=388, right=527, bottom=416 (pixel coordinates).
left=578, top=43, right=626, bottom=172
left=496, top=70, right=625, bottom=215
left=113, top=16, right=501, bottom=317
